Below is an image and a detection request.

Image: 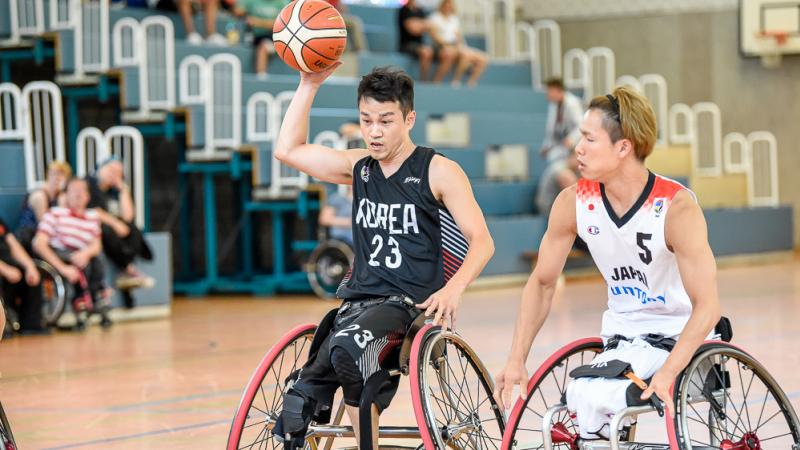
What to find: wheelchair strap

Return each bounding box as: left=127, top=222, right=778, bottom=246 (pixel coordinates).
left=604, top=333, right=677, bottom=352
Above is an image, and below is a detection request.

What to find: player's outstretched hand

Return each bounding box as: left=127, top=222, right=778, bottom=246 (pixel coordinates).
left=494, top=359, right=529, bottom=411
left=417, top=286, right=462, bottom=330
left=300, top=61, right=343, bottom=87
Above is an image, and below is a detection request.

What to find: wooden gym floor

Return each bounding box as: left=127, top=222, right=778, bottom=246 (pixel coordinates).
left=1, top=256, right=798, bottom=449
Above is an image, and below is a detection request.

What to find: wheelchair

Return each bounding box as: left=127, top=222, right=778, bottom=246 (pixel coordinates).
left=0, top=260, right=65, bottom=333
left=501, top=320, right=800, bottom=450
left=36, top=259, right=67, bottom=326
left=0, top=401, right=17, bottom=450
left=227, top=310, right=505, bottom=449
left=305, top=239, right=354, bottom=300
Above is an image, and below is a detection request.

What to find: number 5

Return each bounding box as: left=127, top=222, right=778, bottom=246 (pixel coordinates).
left=637, top=232, right=653, bottom=265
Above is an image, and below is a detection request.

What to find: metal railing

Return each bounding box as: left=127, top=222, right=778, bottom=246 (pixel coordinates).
left=640, top=74, right=668, bottom=146
left=268, top=90, right=309, bottom=197
left=746, top=131, right=779, bottom=207
left=586, top=47, right=614, bottom=102
left=21, top=81, right=66, bottom=189
left=74, top=0, right=109, bottom=75
left=563, top=48, right=588, bottom=92
left=0, top=83, right=24, bottom=140
left=690, top=102, right=722, bottom=177
left=245, top=92, right=276, bottom=143
left=138, top=16, right=175, bottom=113
left=668, top=103, right=693, bottom=145
left=204, top=53, right=241, bottom=155
left=178, top=55, right=207, bottom=105
left=112, top=17, right=140, bottom=67
left=722, top=132, right=748, bottom=174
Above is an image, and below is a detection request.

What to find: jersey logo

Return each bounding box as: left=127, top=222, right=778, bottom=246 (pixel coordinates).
left=587, top=225, right=600, bottom=235
left=360, top=166, right=370, bottom=182
left=653, top=198, right=665, bottom=217
left=403, top=176, right=420, bottom=184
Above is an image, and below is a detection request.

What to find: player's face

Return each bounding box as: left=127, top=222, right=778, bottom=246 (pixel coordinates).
left=575, top=109, right=623, bottom=180
left=358, top=97, right=416, bottom=162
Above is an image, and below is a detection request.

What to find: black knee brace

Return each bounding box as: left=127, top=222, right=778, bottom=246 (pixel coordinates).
left=273, top=390, right=316, bottom=449
left=330, top=347, right=364, bottom=406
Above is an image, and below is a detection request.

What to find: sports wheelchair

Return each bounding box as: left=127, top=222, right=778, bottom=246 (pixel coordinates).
left=227, top=310, right=505, bottom=449
left=0, top=401, right=17, bottom=450
left=0, top=260, right=66, bottom=333
left=501, top=319, right=800, bottom=449
left=304, top=240, right=354, bottom=300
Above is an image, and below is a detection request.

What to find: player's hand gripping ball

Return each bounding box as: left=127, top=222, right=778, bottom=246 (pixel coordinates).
left=272, top=0, right=348, bottom=73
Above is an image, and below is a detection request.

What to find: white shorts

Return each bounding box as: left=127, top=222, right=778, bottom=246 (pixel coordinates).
left=565, top=338, right=670, bottom=439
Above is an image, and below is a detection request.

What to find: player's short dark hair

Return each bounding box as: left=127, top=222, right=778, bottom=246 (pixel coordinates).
left=357, top=67, right=414, bottom=117
left=545, top=78, right=565, bottom=90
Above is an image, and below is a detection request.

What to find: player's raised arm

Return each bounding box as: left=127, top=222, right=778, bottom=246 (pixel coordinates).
left=273, top=62, right=369, bottom=185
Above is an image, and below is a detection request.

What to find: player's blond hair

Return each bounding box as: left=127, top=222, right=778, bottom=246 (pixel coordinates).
left=588, top=86, right=657, bottom=160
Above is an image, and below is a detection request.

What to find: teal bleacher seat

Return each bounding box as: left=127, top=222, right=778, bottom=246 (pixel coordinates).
left=0, top=140, right=29, bottom=229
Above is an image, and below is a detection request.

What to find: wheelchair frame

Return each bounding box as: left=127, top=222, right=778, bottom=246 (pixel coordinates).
left=227, top=313, right=505, bottom=450
left=501, top=337, right=800, bottom=450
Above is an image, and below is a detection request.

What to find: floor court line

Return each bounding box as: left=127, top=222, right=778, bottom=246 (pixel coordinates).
left=40, top=418, right=231, bottom=450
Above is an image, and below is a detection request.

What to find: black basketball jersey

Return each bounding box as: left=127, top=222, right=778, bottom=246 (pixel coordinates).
left=336, top=146, right=468, bottom=303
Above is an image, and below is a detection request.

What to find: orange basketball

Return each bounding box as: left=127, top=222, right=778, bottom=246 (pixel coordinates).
left=272, top=0, right=347, bottom=73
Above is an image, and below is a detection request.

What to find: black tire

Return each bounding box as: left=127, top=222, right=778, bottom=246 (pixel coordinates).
left=305, top=240, right=353, bottom=300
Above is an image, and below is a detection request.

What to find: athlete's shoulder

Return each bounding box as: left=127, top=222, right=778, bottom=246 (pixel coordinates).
left=649, top=173, right=694, bottom=202
left=576, top=178, right=601, bottom=203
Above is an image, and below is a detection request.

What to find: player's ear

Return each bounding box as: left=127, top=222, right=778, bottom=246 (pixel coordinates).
left=405, top=110, right=416, bottom=129
left=618, top=138, right=633, bottom=159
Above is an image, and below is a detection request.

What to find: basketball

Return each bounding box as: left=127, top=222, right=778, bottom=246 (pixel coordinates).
left=272, top=0, right=348, bottom=73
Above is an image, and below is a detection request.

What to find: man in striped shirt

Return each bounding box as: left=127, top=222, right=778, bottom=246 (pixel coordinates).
left=33, top=178, right=110, bottom=328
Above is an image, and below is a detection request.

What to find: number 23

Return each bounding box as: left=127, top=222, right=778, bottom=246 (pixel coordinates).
left=368, top=235, right=402, bottom=269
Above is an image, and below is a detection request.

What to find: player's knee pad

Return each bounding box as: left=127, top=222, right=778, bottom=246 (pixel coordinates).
left=273, top=390, right=316, bottom=449
left=330, top=346, right=364, bottom=406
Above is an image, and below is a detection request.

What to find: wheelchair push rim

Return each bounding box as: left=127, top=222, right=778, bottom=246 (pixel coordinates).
left=411, top=324, right=506, bottom=449
left=227, top=324, right=317, bottom=450
left=672, top=343, right=800, bottom=449
left=502, top=337, right=604, bottom=450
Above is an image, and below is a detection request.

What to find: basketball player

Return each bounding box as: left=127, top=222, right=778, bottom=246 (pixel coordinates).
left=271, top=63, right=494, bottom=449
left=494, top=87, right=721, bottom=441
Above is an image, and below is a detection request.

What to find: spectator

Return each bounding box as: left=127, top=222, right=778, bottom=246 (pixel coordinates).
left=535, top=78, right=583, bottom=216
left=157, top=0, right=227, bottom=46
left=0, top=216, right=47, bottom=335
left=86, top=159, right=154, bottom=309
left=33, top=178, right=110, bottom=329
left=233, top=0, right=289, bottom=78
left=319, top=185, right=353, bottom=246
left=398, top=0, right=433, bottom=81
left=16, top=161, right=71, bottom=251
left=323, top=0, right=369, bottom=54
left=428, top=0, right=487, bottom=87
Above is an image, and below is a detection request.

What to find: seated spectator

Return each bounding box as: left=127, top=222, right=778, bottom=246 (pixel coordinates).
left=428, top=0, right=488, bottom=87
left=233, top=0, right=289, bottom=78
left=157, top=0, right=227, bottom=46
left=86, top=159, right=154, bottom=309
left=323, top=0, right=368, bottom=54
left=318, top=185, right=353, bottom=247
left=0, top=217, right=47, bottom=335
left=33, top=178, right=111, bottom=330
left=398, top=0, right=433, bottom=81
left=16, top=161, right=71, bottom=251
left=535, top=78, right=583, bottom=216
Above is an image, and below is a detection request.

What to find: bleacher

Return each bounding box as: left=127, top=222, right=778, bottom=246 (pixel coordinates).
left=0, top=0, right=793, bottom=300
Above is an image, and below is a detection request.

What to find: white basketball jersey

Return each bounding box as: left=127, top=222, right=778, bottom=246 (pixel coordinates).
left=576, top=172, right=694, bottom=339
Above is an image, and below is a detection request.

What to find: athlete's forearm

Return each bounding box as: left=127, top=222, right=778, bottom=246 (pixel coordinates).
left=274, top=83, right=319, bottom=161
left=508, top=275, right=557, bottom=362
left=659, top=298, right=720, bottom=378
left=445, top=234, right=493, bottom=294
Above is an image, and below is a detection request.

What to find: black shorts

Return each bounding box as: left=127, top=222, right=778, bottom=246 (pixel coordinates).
left=291, top=298, right=420, bottom=411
